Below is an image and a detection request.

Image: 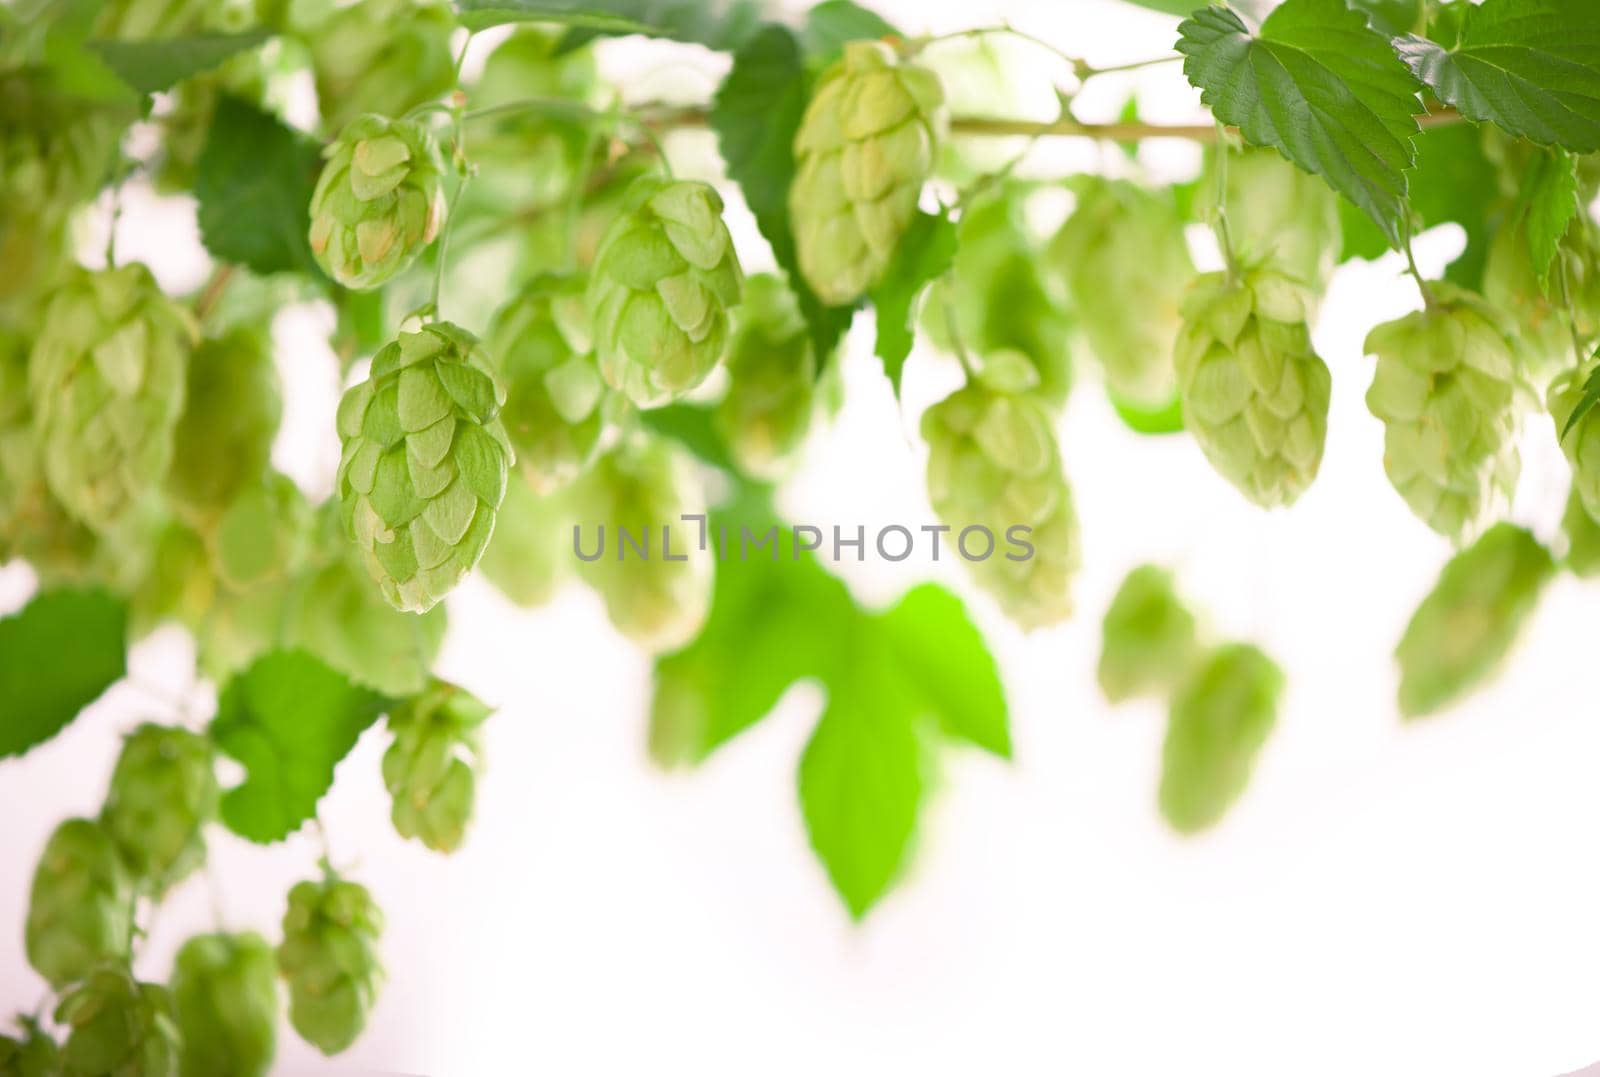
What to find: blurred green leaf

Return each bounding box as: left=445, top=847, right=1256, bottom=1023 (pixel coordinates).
left=1110, top=389, right=1185, bottom=435
left=877, top=585, right=1009, bottom=757
left=195, top=96, right=324, bottom=278
left=87, top=29, right=270, bottom=94
left=528, top=0, right=762, bottom=52
left=1560, top=346, right=1600, bottom=441
left=0, top=589, right=125, bottom=760
left=1522, top=147, right=1579, bottom=293
left=800, top=0, right=898, bottom=62
left=1350, top=0, right=1422, bottom=35
left=1161, top=643, right=1283, bottom=833
left=871, top=208, right=958, bottom=397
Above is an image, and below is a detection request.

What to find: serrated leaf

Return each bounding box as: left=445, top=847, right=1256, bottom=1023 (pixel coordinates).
left=877, top=585, right=1009, bottom=757
left=1350, top=0, right=1421, bottom=36
left=1396, top=0, right=1600, bottom=152
left=210, top=649, right=388, bottom=842
left=1560, top=347, right=1600, bottom=441
left=639, top=403, right=742, bottom=475
left=1178, top=0, right=1424, bottom=245
left=800, top=0, right=898, bottom=62
left=870, top=208, right=959, bottom=397
left=0, top=590, right=126, bottom=759
left=86, top=30, right=271, bottom=95
left=195, top=96, right=324, bottom=278
left=1522, top=147, right=1579, bottom=293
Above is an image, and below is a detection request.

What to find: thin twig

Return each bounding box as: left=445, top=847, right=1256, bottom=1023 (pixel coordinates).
left=193, top=264, right=236, bottom=323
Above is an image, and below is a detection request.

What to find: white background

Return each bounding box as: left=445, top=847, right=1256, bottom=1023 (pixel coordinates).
left=5, top=1, right=1600, bottom=1074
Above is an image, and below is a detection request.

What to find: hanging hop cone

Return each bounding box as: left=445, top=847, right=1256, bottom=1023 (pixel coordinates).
left=336, top=322, right=512, bottom=613
left=29, top=264, right=196, bottom=533
left=166, top=328, right=282, bottom=527
left=1395, top=523, right=1554, bottom=718
left=713, top=273, right=823, bottom=480
left=486, top=276, right=610, bottom=494
left=475, top=477, right=570, bottom=608
left=1364, top=282, right=1531, bottom=544
left=789, top=40, right=946, bottom=305
left=922, top=351, right=1080, bottom=630
left=55, top=967, right=181, bottom=1077
left=171, top=932, right=279, bottom=1077
left=0, top=68, right=124, bottom=227
left=303, top=0, right=458, bottom=135
left=100, top=723, right=219, bottom=895
left=1174, top=269, right=1331, bottom=508
left=1197, top=146, right=1342, bottom=293
left=383, top=679, right=493, bottom=853
left=1050, top=177, right=1193, bottom=409
left=585, top=175, right=743, bottom=407
left=1098, top=564, right=1199, bottom=703
left=0, top=1017, right=59, bottom=1077
left=1550, top=363, right=1600, bottom=523
left=1160, top=643, right=1283, bottom=834
left=1483, top=213, right=1600, bottom=393
left=24, top=819, right=135, bottom=989
left=309, top=114, right=447, bottom=291
left=278, top=876, right=384, bottom=1057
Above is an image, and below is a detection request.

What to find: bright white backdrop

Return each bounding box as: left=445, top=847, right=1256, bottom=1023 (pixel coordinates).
left=5, top=1, right=1600, bottom=1074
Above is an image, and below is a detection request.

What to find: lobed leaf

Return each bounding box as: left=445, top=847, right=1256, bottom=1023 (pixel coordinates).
left=0, top=590, right=126, bottom=760
left=870, top=208, right=959, bottom=398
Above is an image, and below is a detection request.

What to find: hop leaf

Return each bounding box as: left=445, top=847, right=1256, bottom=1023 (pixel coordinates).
left=0, top=1017, right=59, bottom=1077
left=171, top=932, right=278, bottom=1077
left=55, top=966, right=181, bottom=1077
left=586, top=175, right=744, bottom=407
left=382, top=679, right=492, bottom=853
left=1160, top=643, right=1283, bottom=834
left=1197, top=146, right=1342, bottom=293
left=921, top=352, right=1080, bottom=629
left=1395, top=523, right=1554, bottom=718
left=1098, top=564, right=1199, bottom=703
left=308, top=113, right=447, bottom=291
left=789, top=40, right=945, bottom=306
left=301, top=0, right=457, bottom=135
left=166, top=328, right=282, bottom=527
left=278, top=875, right=384, bottom=1056
left=1175, top=269, right=1332, bottom=508
left=336, top=322, right=512, bottom=613
left=24, top=820, right=135, bottom=989
left=712, top=273, right=824, bottom=479
left=100, top=723, right=219, bottom=895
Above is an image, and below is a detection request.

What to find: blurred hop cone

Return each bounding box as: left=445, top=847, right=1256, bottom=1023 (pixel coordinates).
left=382, top=679, right=492, bottom=853
left=1160, top=643, right=1283, bottom=834
left=171, top=932, right=279, bottom=1077
left=100, top=723, right=219, bottom=896
left=278, top=876, right=385, bottom=1056
left=25, top=819, right=135, bottom=990
left=1098, top=564, right=1199, bottom=703
left=713, top=273, right=824, bottom=481
left=55, top=966, right=181, bottom=1077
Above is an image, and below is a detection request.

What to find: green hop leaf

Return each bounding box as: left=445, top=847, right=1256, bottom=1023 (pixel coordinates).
left=0, top=1017, right=60, bottom=1077
left=1098, top=564, right=1199, bottom=704
left=212, top=472, right=312, bottom=592
left=300, top=0, right=457, bottom=135
left=100, top=723, right=219, bottom=896
left=24, top=819, right=135, bottom=989
left=0, top=588, right=127, bottom=760
left=1198, top=145, right=1343, bottom=294
left=1395, top=522, right=1555, bottom=717
left=171, top=932, right=278, bottom=1077
left=278, top=874, right=384, bottom=1056
left=789, top=40, right=946, bottom=306
left=382, top=679, right=492, bottom=853
left=166, top=327, right=282, bottom=526
left=55, top=966, right=180, bottom=1077
left=712, top=273, right=824, bottom=480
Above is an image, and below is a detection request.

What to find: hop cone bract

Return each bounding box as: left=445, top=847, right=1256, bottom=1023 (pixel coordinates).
left=586, top=175, right=743, bottom=407
left=336, top=322, right=511, bottom=612
left=278, top=876, right=384, bottom=1056
left=1098, top=564, right=1198, bottom=703
left=304, top=0, right=457, bottom=135
left=100, top=723, right=218, bottom=895
left=1197, top=147, right=1341, bottom=292
left=789, top=40, right=945, bottom=305
left=1160, top=643, right=1282, bottom=834
left=55, top=967, right=180, bottom=1077
left=382, top=679, right=492, bottom=852
left=24, top=819, right=134, bottom=989
left=171, top=932, right=278, bottom=1077
left=713, top=273, right=822, bottom=479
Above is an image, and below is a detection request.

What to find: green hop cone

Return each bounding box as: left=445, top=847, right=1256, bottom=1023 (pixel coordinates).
left=1098, top=564, right=1199, bottom=703
left=278, top=875, right=384, bottom=1056
left=1550, top=363, right=1600, bottom=522
left=29, top=264, right=196, bottom=533
left=382, top=679, right=492, bottom=853
left=24, top=819, right=134, bottom=989
left=1564, top=484, right=1600, bottom=578
left=166, top=328, right=282, bottom=526
left=1197, top=146, right=1341, bottom=292
left=1483, top=213, right=1600, bottom=391
left=0, top=1018, right=59, bottom=1077
left=1364, top=282, right=1531, bottom=543
left=1160, top=642, right=1283, bottom=834
left=572, top=437, right=711, bottom=651
left=171, top=932, right=278, bottom=1077
left=303, top=0, right=457, bottom=135
left=55, top=967, right=180, bottom=1077
left=1395, top=522, right=1554, bottom=718
left=476, top=476, right=570, bottom=607
left=486, top=276, right=610, bottom=494
left=789, top=40, right=946, bottom=305
left=586, top=175, right=743, bottom=407
left=1050, top=177, right=1194, bottom=409
left=922, top=351, right=1081, bottom=630
left=212, top=472, right=312, bottom=592
left=129, top=521, right=216, bottom=636
left=1174, top=269, right=1331, bottom=508
left=100, top=723, right=219, bottom=895
left=336, top=322, right=512, bottom=613
left=712, top=273, right=822, bottom=479
left=0, top=67, right=124, bottom=224
left=309, top=114, right=446, bottom=291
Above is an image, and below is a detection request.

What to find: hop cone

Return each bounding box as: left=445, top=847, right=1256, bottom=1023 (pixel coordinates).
left=304, top=0, right=456, bottom=134
left=383, top=680, right=492, bottom=853
left=171, top=932, right=278, bottom=1077
left=29, top=264, right=196, bottom=533
left=129, top=521, right=216, bottom=636
left=1395, top=523, right=1554, bottom=718
left=922, top=351, right=1080, bottom=629
left=1098, top=564, right=1198, bottom=703
left=1197, top=147, right=1341, bottom=292
left=0, top=68, right=124, bottom=225
left=713, top=273, right=822, bottom=479
left=1160, top=643, right=1283, bottom=834
left=278, top=876, right=384, bottom=1056
left=55, top=967, right=180, bottom=1077
left=100, top=723, right=218, bottom=895
left=212, top=472, right=312, bottom=592
left=1549, top=364, right=1600, bottom=522
left=1174, top=269, right=1331, bottom=507
left=336, top=322, right=512, bottom=613
left=572, top=437, right=711, bottom=651
left=0, top=1018, right=59, bottom=1077
left=24, top=819, right=134, bottom=989
left=476, top=477, right=569, bottom=607
left=167, top=328, right=281, bottom=525
left=309, top=114, right=446, bottom=291
left=1364, top=283, right=1531, bottom=543
left=1484, top=214, right=1600, bottom=391
left=586, top=175, right=743, bottom=407
left=789, top=40, right=945, bottom=305
left=1050, top=177, right=1193, bottom=409
left=1564, top=485, right=1600, bottom=578
left=486, top=276, right=609, bottom=494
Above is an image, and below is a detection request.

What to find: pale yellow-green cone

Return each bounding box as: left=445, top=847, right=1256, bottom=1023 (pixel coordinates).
left=171, top=932, right=278, bottom=1077
left=309, top=114, right=446, bottom=291
left=336, top=322, right=512, bottom=613
left=0, top=1017, right=59, bottom=1077
left=571, top=437, right=711, bottom=651
left=1050, top=176, right=1193, bottom=408
left=24, top=820, right=134, bottom=989
left=1160, top=642, right=1283, bottom=834
left=1562, top=484, right=1600, bottom=577
left=303, top=0, right=457, bottom=135
left=1098, top=564, right=1199, bottom=703
left=1549, top=362, right=1600, bottom=522
left=1364, top=282, right=1531, bottom=544
left=1197, top=146, right=1341, bottom=293
left=713, top=273, right=822, bottom=480
left=789, top=40, right=946, bottom=305
left=1483, top=214, right=1600, bottom=393
left=55, top=967, right=180, bottom=1077
left=586, top=175, right=743, bottom=407
left=29, top=264, right=196, bottom=534
left=278, top=876, right=384, bottom=1056
left=211, top=471, right=312, bottom=591
left=1395, top=523, right=1553, bottom=718
left=128, top=521, right=216, bottom=637
left=922, top=351, right=1080, bottom=630
left=166, top=327, right=281, bottom=527
left=1174, top=269, right=1331, bottom=508
left=100, top=724, right=219, bottom=896
left=382, top=679, right=492, bottom=853
left=476, top=476, right=569, bottom=608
